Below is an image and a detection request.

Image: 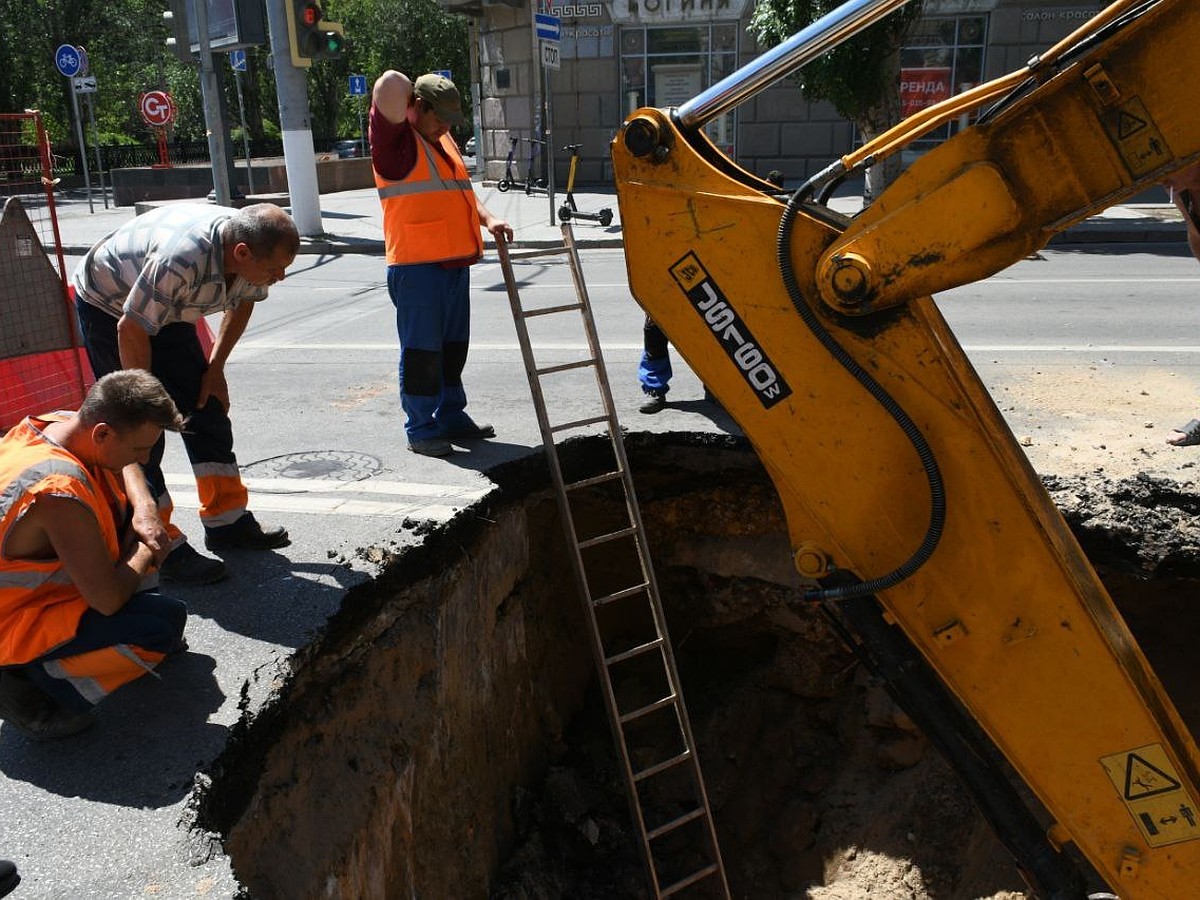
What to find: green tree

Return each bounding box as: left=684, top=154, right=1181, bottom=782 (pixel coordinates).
left=747, top=0, right=923, bottom=200
left=0, top=0, right=469, bottom=162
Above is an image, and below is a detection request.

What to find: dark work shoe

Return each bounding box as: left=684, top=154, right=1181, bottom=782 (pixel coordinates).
left=0, top=671, right=95, bottom=741
left=441, top=420, right=496, bottom=441
left=0, top=859, right=18, bottom=897
left=204, top=512, right=290, bottom=551
left=639, top=391, right=668, bottom=414
left=409, top=437, right=454, bottom=457
left=160, top=543, right=229, bottom=584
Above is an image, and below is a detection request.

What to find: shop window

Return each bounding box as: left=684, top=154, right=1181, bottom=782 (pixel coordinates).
left=620, top=22, right=738, bottom=155
left=900, top=15, right=987, bottom=146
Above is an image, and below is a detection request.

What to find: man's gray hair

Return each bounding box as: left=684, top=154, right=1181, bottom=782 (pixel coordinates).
left=224, top=203, right=301, bottom=258
left=78, top=371, right=184, bottom=434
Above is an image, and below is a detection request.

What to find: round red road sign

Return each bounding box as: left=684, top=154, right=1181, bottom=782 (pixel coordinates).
left=139, top=90, right=176, bottom=127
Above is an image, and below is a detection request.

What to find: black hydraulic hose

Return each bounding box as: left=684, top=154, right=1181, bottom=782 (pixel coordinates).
left=776, top=190, right=946, bottom=602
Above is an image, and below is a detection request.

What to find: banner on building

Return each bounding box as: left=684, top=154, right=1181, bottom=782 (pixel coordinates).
left=900, top=67, right=952, bottom=119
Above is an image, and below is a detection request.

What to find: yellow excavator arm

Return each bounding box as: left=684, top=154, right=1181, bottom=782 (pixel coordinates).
left=612, top=0, right=1200, bottom=896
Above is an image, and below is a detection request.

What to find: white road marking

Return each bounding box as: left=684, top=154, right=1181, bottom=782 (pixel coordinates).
left=162, top=474, right=491, bottom=519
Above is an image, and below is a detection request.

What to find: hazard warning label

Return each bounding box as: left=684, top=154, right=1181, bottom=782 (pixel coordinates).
left=1101, top=744, right=1200, bottom=847
left=1099, top=96, right=1171, bottom=179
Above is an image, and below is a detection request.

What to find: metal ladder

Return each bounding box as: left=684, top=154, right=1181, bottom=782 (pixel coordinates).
left=496, top=224, right=730, bottom=899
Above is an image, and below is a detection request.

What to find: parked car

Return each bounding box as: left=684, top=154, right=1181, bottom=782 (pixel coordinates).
left=333, top=139, right=363, bottom=159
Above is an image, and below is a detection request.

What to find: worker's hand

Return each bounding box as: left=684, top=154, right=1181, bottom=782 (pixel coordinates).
left=487, top=218, right=514, bottom=242
left=130, top=505, right=169, bottom=558
left=197, top=365, right=231, bottom=412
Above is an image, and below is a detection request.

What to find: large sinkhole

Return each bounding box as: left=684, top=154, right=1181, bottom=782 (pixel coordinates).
left=190, top=433, right=1200, bottom=899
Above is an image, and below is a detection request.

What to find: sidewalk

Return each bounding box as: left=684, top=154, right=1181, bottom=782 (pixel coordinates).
left=44, top=177, right=1188, bottom=256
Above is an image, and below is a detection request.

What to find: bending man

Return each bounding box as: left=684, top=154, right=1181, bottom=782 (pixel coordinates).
left=73, top=203, right=299, bottom=583
left=0, top=371, right=188, bottom=739
left=370, top=71, right=513, bottom=457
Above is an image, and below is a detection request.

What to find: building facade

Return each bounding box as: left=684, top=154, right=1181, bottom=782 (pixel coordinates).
left=448, top=0, right=1109, bottom=187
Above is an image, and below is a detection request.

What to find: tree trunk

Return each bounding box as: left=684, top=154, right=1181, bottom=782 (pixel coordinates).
left=857, top=43, right=904, bottom=207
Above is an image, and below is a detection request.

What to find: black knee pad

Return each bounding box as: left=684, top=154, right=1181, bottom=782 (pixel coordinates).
left=403, top=348, right=442, bottom=395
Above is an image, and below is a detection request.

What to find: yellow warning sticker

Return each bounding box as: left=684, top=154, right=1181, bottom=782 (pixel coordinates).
left=1099, top=97, right=1171, bottom=179
left=1101, top=744, right=1200, bottom=847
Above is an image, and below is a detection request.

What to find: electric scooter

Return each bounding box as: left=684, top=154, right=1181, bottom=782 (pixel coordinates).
left=556, top=144, right=613, bottom=226
left=523, top=137, right=549, bottom=196
left=496, top=136, right=520, bottom=192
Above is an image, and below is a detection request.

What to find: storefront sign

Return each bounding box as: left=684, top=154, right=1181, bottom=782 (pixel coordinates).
left=607, top=0, right=750, bottom=25
left=900, top=67, right=951, bottom=119
left=1021, top=8, right=1099, bottom=22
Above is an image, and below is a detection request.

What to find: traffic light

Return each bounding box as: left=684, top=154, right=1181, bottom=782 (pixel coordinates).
left=286, top=0, right=345, bottom=67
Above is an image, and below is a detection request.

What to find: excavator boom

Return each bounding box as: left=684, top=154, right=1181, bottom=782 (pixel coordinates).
left=611, top=0, right=1200, bottom=896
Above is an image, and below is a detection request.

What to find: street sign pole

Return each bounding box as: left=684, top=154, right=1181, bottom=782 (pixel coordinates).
left=188, top=0, right=232, bottom=206
left=68, top=88, right=92, bottom=213
left=231, top=54, right=255, bottom=195
left=56, top=44, right=94, bottom=213
left=85, top=92, right=109, bottom=209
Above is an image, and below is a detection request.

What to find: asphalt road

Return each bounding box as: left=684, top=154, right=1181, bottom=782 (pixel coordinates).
left=5, top=240, right=1198, bottom=898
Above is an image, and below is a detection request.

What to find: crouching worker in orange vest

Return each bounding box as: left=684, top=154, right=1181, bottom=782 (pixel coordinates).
left=0, top=370, right=188, bottom=739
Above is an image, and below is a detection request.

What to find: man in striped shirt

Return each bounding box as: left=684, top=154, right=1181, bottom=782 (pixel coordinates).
left=72, top=203, right=299, bottom=584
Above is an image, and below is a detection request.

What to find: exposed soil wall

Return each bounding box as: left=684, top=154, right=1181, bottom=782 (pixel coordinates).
left=191, top=434, right=1200, bottom=900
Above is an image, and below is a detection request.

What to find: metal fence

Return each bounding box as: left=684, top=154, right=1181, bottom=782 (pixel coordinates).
left=3, top=135, right=356, bottom=183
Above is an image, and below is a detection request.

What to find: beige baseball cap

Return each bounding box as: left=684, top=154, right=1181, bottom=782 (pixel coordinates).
left=413, top=74, right=465, bottom=126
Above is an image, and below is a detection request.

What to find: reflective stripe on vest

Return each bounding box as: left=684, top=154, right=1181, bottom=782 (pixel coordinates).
left=0, top=459, right=88, bottom=521
left=375, top=132, right=482, bottom=266
left=377, top=140, right=473, bottom=199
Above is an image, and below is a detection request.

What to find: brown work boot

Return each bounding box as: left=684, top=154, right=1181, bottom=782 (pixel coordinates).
left=160, top=542, right=228, bottom=584
left=204, top=512, right=290, bottom=551
left=0, top=670, right=94, bottom=740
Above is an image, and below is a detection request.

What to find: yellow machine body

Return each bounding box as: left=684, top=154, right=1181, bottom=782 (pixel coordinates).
left=612, top=1, right=1200, bottom=894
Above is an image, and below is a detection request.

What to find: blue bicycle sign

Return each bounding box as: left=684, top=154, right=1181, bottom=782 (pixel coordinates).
left=55, top=44, right=82, bottom=78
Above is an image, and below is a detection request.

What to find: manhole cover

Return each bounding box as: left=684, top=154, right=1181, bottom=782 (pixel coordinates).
left=240, top=450, right=383, bottom=493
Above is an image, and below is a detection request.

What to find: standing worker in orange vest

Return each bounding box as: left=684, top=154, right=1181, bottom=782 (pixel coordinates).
left=0, top=371, right=188, bottom=739
left=370, top=71, right=514, bottom=457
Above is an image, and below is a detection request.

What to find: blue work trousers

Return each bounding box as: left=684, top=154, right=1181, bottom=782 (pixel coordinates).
left=639, top=315, right=672, bottom=395
left=16, top=590, right=187, bottom=713
left=387, top=262, right=474, bottom=442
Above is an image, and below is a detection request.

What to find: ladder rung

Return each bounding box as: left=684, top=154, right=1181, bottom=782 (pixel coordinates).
left=536, top=358, right=598, bottom=376
left=621, top=694, right=679, bottom=727
left=550, top=414, right=609, bottom=434
left=647, top=806, right=707, bottom=841
left=577, top=525, right=637, bottom=549
left=505, top=245, right=570, bottom=260
left=595, top=582, right=651, bottom=610
left=632, top=748, right=691, bottom=781
left=661, top=863, right=720, bottom=897
left=521, top=301, right=585, bottom=318
left=604, top=635, right=662, bottom=665
left=565, top=471, right=623, bottom=492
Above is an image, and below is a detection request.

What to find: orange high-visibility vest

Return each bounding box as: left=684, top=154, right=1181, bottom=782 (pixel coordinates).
left=0, top=416, right=125, bottom=666
left=375, top=131, right=483, bottom=266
